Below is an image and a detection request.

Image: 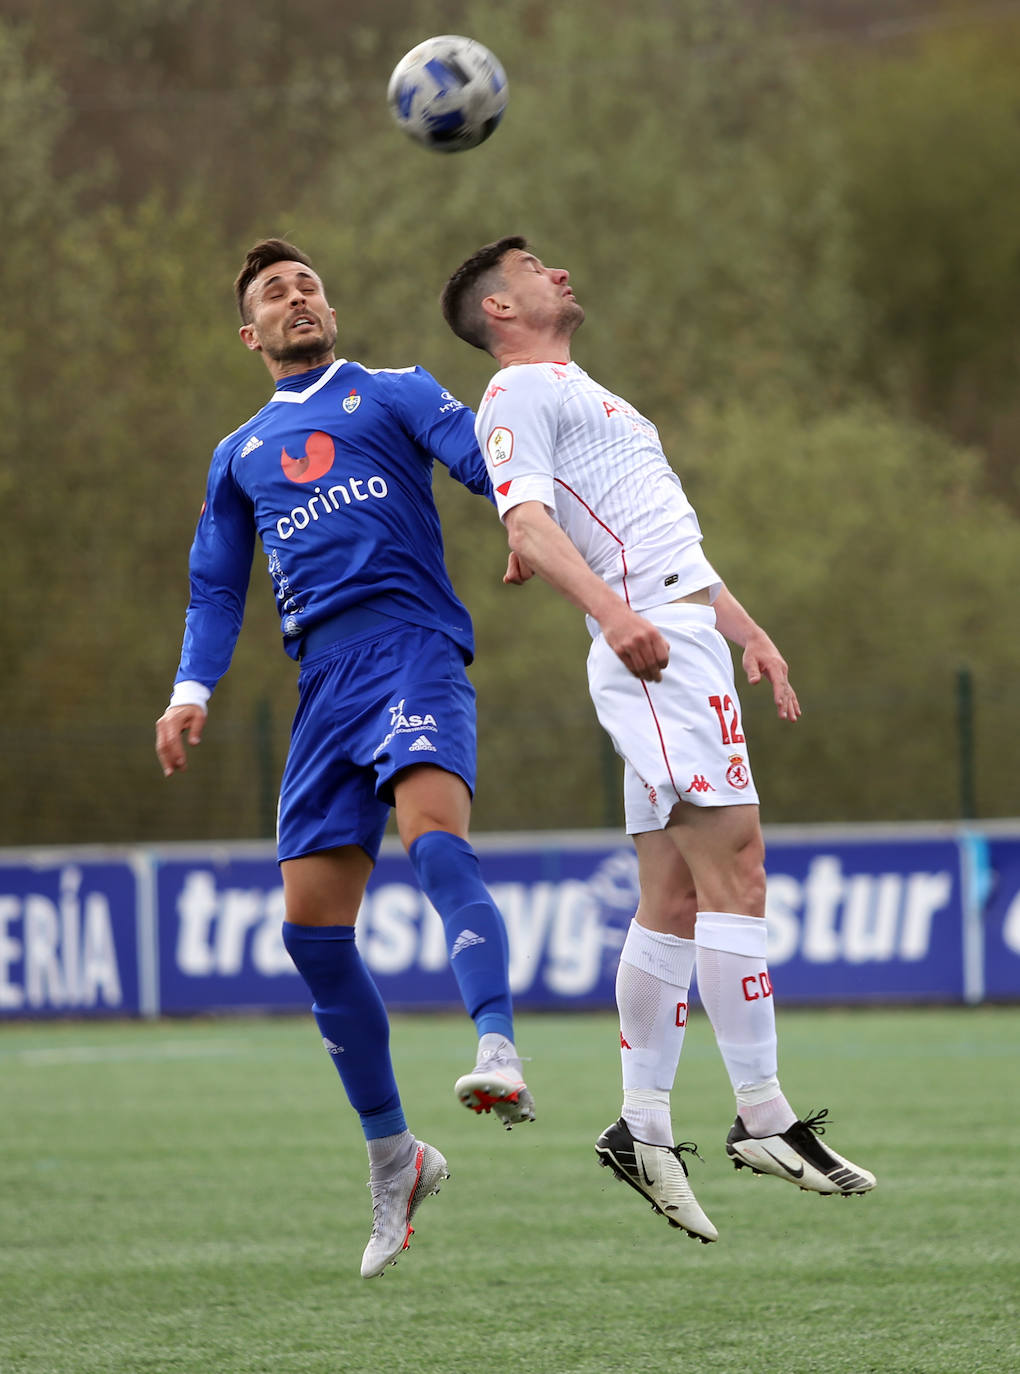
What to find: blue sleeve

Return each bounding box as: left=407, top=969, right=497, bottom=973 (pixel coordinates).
left=175, top=444, right=256, bottom=691
left=394, top=367, right=495, bottom=504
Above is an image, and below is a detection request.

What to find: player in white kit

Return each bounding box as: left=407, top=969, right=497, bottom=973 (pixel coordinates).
left=441, top=238, right=875, bottom=1242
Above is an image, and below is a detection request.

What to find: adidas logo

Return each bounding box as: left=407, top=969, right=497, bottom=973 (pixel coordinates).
left=450, top=929, right=486, bottom=959
left=322, top=1037, right=344, bottom=1056
left=239, top=434, right=263, bottom=458
left=408, top=735, right=437, bottom=752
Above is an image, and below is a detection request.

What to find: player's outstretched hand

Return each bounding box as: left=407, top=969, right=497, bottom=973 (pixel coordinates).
left=603, top=607, right=670, bottom=683
left=742, top=631, right=800, bottom=721
left=155, top=704, right=208, bottom=777
left=503, top=550, right=535, bottom=585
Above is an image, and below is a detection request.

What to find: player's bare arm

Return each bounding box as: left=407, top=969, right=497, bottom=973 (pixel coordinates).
left=713, top=586, right=801, bottom=722
left=503, top=501, right=669, bottom=682
left=155, top=703, right=208, bottom=777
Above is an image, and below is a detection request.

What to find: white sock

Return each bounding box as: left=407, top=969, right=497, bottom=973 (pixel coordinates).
left=616, top=920, right=696, bottom=1148
left=366, top=1129, right=415, bottom=1179
left=695, top=910, right=793, bottom=1131
left=736, top=1076, right=797, bottom=1136
left=478, top=1032, right=519, bottom=1068
left=622, top=1088, right=672, bottom=1146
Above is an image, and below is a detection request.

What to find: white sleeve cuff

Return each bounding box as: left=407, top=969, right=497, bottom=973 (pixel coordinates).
left=494, top=472, right=557, bottom=520
left=169, top=681, right=211, bottom=711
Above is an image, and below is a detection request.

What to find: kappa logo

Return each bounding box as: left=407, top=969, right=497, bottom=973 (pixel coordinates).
left=450, top=929, right=486, bottom=959
left=342, top=389, right=361, bottom=414
left=726, top=755, right=750, bottom=789
left=483, top=382, right=507, bottom=403
left=685, top=774, right=715, bottom=794
left=486, top=426, right=514, bottom=466
left=240, top=434, right=263, bottom=459
left=408, top=735, right=436, bottom=752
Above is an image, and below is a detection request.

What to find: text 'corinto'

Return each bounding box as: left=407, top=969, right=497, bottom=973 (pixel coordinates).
left=276, top=476, right=389, bottom=540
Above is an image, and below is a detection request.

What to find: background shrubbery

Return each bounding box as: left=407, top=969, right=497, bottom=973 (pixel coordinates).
left=2, top=0, right=1017, bottom=841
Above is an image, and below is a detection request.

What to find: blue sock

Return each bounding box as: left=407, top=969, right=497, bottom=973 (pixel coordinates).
left=408, top=830, right=514, bottom=1041
left=281, top=922, right=406, bottom=1141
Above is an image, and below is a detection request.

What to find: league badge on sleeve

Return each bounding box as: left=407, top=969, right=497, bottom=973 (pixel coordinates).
left=486, top=426, right=514, bottom=466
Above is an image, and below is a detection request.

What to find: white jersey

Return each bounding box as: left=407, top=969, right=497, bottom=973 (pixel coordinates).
left=476, top=361, right=721, bottom=631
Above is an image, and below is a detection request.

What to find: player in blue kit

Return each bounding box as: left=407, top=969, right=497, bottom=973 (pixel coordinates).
left=155, top=238, right=533, bottom=1279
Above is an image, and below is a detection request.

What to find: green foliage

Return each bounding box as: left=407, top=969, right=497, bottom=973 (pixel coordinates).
left=680, top=400, right=1020, bottom=820
left=0, top=0, right=1017, bottom=842
left=829, top=16, right=1020, bottom=508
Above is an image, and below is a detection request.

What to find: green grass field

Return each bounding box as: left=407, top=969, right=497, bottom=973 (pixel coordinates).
left=2, top=1007, right=1017, bottom=1374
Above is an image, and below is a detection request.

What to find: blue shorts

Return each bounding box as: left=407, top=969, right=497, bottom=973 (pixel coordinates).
left=277, top=619, right=477, bottom=863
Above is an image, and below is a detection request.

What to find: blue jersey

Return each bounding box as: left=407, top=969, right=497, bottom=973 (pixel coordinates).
left=175, top=359, right=491, bottom=690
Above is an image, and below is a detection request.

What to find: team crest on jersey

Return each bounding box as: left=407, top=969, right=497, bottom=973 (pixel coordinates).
left=342, top=389, right=361, bottom=414
left=486, top=426, right=514, bottom=466
left=726, top=755, right=750, bottom=789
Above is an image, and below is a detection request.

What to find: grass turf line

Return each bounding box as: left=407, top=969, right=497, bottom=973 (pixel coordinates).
left=1, top=1007, right=1017, bottom=1374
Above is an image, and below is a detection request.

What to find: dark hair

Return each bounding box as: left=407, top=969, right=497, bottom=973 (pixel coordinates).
left=440, top=235, right=529, bottom=351
left=234, top=238, right=315, bottom=322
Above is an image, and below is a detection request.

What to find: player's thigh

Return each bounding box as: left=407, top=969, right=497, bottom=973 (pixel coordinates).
left=370, top=628, right=478, bottom=807
left=588, top=606, right=758, bottom=830
left=281, top=845, right=375, bottom=926
left=392, top=763, right=472, bottom=848
left=280, top=657, right=391, bottom=862
left=665, top=801, right=767, bottom=918
left=632, top=828, right=699, bottom=938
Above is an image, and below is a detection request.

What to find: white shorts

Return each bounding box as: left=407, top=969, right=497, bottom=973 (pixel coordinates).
left=586, top=602, right=759, bottom=835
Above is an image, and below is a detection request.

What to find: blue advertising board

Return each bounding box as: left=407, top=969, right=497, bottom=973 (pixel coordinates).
left=155, top=855, right=299, bottom=1013
left=0, top=854, right=146, bottom=1019
left=1, top=824, right=1019, bottom=1019
left=757, top=834, right=965, bottom=1003
left=982, top=834, right=1020, bottom=1001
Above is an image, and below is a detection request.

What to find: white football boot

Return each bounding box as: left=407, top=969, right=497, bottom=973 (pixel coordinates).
left=726, top=1108, right=876, bottom=1195
left=360, top=1140, right=449, bottom=1278
left=454, top=1038, right=535, bottom=1130
left=595, top=1117, right=718, bottom=1242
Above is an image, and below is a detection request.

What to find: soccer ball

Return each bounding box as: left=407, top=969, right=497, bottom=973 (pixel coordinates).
left=387, top=35, right=508, bottom=154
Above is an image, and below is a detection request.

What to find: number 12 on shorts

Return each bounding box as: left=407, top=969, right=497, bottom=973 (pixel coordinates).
left=708, top=694, right=744, bottom=745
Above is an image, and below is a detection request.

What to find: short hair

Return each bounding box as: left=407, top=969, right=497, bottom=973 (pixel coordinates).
left=234, top=237, right=315, bottom=322
left=440, top=235, right=529, bottom=351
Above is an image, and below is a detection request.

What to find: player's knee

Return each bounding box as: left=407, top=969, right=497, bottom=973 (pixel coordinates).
left=393, top=765, right=471, bottom=849
left=637, top=881, right=698, bottom=935
left=733, top=851, right=767, bottom=916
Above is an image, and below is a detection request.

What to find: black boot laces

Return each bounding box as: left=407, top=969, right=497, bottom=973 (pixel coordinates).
left=672, top=1141, right=704, bottom=1173
left=800, top=1107, right=832, bottom=1136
